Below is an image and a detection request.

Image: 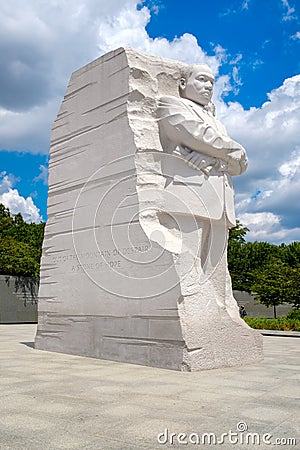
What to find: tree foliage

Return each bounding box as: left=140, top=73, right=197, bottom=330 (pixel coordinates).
left=228, top=221, right=300, bottom=312
left=251, top=259, right=294, bottom=318
left=0, top=204, right=45, bottom=278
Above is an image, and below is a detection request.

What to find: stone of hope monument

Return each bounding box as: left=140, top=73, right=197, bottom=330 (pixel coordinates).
left=35, top=48, right=263, bottom=371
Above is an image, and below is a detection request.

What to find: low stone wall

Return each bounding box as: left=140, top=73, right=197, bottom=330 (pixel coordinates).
left=233, top=290, right=292, bottom=318
left=0, top=273, right=290, bottom=324
left=0, top=275, right=38, bottom=323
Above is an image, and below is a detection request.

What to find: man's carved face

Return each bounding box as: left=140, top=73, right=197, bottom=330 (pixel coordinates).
left=180, top=65, right=214, bottom=106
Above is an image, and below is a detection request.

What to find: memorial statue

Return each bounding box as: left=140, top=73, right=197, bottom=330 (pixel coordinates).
left=36, top=48, right=263, bottom=371
left=153, top=63, right=247, bottom=324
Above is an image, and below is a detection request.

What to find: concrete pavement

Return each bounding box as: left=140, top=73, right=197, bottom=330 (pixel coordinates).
left=0, top=324, right=299, bottom=449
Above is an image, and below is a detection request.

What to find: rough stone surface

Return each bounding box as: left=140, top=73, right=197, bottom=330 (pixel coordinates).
left=35, top=47, right=263, bottom=370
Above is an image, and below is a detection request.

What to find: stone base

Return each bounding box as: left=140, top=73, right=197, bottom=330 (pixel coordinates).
left=35, top=308, right=262, bottom=371
left=35, top=312, right=185, bottom=371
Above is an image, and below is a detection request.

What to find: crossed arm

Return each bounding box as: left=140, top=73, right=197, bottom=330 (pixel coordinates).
left=157, top=96, right=248, bottom=176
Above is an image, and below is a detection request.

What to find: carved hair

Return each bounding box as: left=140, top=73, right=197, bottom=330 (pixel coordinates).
left=180, top=64, right=214, bottom=82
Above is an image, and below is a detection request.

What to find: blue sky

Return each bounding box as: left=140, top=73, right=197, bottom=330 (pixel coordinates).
left=144, top=0, right=300, bottom=108
left=0, top=0, right=299, bottom=243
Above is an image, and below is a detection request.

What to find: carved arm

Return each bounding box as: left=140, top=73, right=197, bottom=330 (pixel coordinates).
left=157, top=96, right=248, bottom=176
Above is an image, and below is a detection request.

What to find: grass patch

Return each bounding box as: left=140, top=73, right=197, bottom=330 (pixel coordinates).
left=245, top=317, right=300, bottom=331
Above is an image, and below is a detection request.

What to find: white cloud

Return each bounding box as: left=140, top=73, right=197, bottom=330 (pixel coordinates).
left=97, top=5, right=222, bottom=72
left=229, top=53, right=243, bottom=65
left=217, top=76, right=300, bottom=242
left=291, top=31, right=300, bottom=39
left=279, top=149, right=300, bottom=177
left=0, top=0, right=142, bottom=151
left=33, top=164, right=48, bottom=185
left=242, top=0, right=251, bottom=10
left=0, top=171, right=18, bottom=194
left=281, top=0, right=297, bottom=21
left=0, top=0, right=224, bottom=152
left=232, top=67, right=243, bottom=92
left=219, top=0, right=251, bottom=16
left=0, top=172, right=42, bottom=223
left=251, top=58, right=264, bottom=70
left=238, top=212, right=280, bottom=235
left=217, top=75, right=300, bottom=179
left=0, top=100, right=59, bottom=152
left=238, top=211, right=300, bottom=243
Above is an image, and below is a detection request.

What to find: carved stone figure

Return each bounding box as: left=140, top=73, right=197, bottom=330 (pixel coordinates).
left=156, top=63, right=248, bottom=323
left=35, top=48, right=263, bottom=371
left=135, top=61, right=263, bottom=369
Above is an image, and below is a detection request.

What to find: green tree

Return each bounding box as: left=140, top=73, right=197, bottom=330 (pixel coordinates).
left=228, top=222, right=281, bottom=292
left=283, top=265, right=300, bottom=309
left=7, top=212, right=45, bottom=263
left=228, top=222, right=300, bottom=313
left=251, top=259, right=299, bottom=318
left=227, top=221, right=250, bottom=291
left=0, top=237, right=40, bottom=278
left=0, top=203, right=14, bottom=236
left=228, top=220, right=249, bottom=245
left=279, top=242, right=300, bottom=267
left=0, top=204, right=45, bottom=278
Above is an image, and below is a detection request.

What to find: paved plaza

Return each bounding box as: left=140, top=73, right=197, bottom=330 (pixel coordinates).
left=0, top=324, right=299, bottom=449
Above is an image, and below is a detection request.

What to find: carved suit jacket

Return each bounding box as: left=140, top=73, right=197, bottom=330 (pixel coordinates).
left=157, top=96, right=248, bottom=226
